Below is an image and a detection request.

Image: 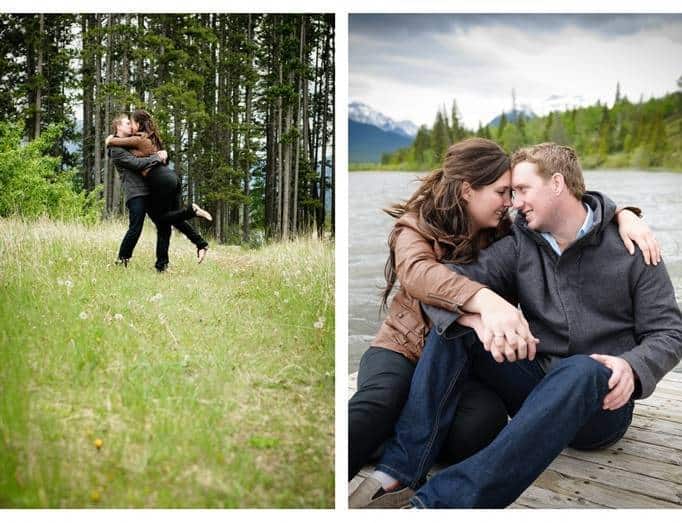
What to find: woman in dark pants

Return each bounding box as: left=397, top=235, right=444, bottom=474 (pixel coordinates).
left=348, top=139, right=518, bottom=483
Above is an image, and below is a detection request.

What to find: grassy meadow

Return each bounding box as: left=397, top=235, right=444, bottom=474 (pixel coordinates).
left=0, top=217, right=334, bottom=508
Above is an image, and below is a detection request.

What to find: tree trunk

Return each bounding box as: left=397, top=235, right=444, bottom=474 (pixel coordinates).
left=93, top=14, right=102, bottom=212
left=283, top=71, right=292, bottom=241
left=103, top=14, right=114, bottom=217
left=242, top=14, right=253, bottom=243
left=136, top=15, right=145, bottom=103
left=318, top=26, right=330, bottom=239
left=34, top=14, right=44, bottom=140
left=276, top=25, right=283, bottom=239
left=81, top=15, right=94, bottom=190
left=292, top=16, right=305, bottom=237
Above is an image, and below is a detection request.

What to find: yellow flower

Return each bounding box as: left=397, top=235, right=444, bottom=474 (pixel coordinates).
left=94, top=438, right=103, bottom=449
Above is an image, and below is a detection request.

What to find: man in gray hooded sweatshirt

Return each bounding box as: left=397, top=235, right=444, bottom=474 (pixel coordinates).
left=352, top=143, right=682, bottom=509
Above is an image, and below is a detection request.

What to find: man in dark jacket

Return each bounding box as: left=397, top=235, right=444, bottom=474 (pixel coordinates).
left=351, top=143, right=682, bottom=508
left=109, top=114, right=170, bottom=271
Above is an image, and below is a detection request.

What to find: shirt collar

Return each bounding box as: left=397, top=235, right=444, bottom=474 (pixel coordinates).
left=541, top=203, right=593, bottom=255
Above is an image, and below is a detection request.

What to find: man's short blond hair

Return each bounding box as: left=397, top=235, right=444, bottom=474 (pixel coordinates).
left=110, top=113, right=129, bottom=136
left=511, top=143, right=585, bottom=199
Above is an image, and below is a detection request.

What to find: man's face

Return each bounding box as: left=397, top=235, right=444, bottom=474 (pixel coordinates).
left=116, top=117, right=132, bottom=137
left=511, top=161, right=557, bottom=232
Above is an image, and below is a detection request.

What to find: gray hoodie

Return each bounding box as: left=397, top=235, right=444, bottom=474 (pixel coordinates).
left=424, top=192, right=682, bottom=399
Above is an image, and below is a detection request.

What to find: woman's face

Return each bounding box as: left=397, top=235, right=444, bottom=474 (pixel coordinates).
left=131, top=119, right=140, bottom=133
left=465, top=170, right=512, bottom=232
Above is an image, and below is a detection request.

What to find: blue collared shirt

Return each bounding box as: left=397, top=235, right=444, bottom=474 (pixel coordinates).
left=540, top=203, right=593, bottom=255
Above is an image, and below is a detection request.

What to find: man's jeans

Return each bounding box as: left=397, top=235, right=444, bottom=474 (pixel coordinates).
left=376, top=329, right=634, bottom=508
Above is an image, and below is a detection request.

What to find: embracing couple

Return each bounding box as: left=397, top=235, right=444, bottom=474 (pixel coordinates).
left=349, top=139, right=682, bottom=508
left=109, top=109, right=213, bottom=272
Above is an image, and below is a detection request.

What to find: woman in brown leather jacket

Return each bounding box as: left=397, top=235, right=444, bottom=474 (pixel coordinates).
left=349, top=138, right=659, bottom=484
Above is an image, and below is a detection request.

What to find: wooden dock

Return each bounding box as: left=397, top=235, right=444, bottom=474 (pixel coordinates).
left=348, top=371, right=682, bottom=508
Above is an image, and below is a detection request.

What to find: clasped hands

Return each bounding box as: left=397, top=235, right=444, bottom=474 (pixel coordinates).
left=457, top=288, right=635, bottom=410
left=458, top=289, right=538, bottom=363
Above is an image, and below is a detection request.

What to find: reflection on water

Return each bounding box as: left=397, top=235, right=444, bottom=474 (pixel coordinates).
left=349, top=170, right=682, bottom=373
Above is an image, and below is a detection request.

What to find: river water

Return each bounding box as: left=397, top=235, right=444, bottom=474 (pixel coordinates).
left=349, top=170, right=682, bottom=373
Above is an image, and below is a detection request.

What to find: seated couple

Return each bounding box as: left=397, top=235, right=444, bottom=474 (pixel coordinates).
left=349, top=139, right=682, bottom=508
left=108, top=109, right=213, bottom=272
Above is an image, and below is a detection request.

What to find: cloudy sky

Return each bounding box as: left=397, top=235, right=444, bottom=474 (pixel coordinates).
left=349, top=14, right=682, bottom=129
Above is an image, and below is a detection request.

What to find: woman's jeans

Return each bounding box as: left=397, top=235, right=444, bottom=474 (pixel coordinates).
left=376, top=329, right=634, bottom=508
left=348, top=344, right=508, bottom=481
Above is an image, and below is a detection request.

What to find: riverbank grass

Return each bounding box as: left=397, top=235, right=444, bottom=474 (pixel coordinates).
left=0, top=217, right=334, bottom=507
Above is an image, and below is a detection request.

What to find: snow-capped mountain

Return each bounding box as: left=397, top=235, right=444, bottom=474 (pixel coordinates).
left=487, top=106, right=537, bottom=128
left=349, top=101, right=418, bottom=138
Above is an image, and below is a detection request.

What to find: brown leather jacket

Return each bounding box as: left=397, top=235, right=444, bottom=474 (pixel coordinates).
left=371, top=213, right=488, bottom=362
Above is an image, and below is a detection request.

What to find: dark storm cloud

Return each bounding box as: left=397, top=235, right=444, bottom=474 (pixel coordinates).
left=350, top=13, right=682, bottom=40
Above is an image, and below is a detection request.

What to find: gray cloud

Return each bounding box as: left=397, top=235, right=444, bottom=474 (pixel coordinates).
left=350, top=13, right=682, bottom=40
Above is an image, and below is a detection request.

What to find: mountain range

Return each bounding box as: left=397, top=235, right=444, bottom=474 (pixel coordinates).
left=348, top=102, right=418, bottom=163
left=349, top=101, right=538, bottom=164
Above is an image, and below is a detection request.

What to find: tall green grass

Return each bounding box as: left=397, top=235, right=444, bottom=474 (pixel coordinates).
left=0, top=217, right=334, bottom=507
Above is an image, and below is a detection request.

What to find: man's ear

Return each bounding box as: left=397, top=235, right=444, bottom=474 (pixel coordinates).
left=551, top=173, right=565, bottom=195
left=461, top=181, right=472, bottom=202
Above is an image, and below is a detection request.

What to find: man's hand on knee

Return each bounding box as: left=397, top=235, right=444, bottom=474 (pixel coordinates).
left=589, top=354, right=635, bottom=410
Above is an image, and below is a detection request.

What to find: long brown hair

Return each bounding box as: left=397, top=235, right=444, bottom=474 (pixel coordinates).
left=381, top=138, right=511, bottom=309
left=131, top=109, right=164, bottom=151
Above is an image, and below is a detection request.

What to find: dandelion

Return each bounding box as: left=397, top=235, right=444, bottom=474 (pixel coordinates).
left=314, top=317, right=324, bottom=329
left=94, top=438, right=103, bottom=449
left=64, top=280, right=73, bottom=288
left=79, top=311, right=88, bottom=320
left=114, top=313, right=123, bottom=321
left=274, top=290, right=280, bottom=297
left=149, top=293, right=163, bottom=302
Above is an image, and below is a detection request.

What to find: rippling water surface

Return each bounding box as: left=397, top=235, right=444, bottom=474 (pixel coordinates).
left=349, top=170, right=682, bottom=373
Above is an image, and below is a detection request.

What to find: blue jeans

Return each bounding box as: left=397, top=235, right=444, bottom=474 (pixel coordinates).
left=376, top=329, right=634, bottom=508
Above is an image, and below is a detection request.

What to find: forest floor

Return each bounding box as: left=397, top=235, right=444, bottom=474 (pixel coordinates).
left=0, top=217, right=334, bottom=508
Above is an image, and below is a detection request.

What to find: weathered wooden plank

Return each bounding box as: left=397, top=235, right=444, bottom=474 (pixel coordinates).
left=622, top=425, right=682, bottom=451
left=606, top=436, right=682, bottom=464
left=651, top=384, right=682, bottom=397
left=661, top=372, right=682, bottom=384
left=549, top=454, right=682, bottom=504
left=520, top=468, right=678, bottom=508
left=639, top=400, right=682, bottom=417
left=634, top=404, right=682, bottom=425
left=630, top=414, right=682, bottom=437
left=561, top=446, right=682, bottom=483
left=517, top=484, right=606, bottom=508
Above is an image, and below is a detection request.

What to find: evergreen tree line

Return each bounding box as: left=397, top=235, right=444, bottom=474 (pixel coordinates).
left=382, top=82, right=682, bottom=172
left=0, top=13, right=335, bottom=242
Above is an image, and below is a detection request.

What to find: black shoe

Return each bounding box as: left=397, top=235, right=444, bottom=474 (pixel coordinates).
left=155, top=263, right=168, bottom=273
left=116, top=258, right=129, bottom=267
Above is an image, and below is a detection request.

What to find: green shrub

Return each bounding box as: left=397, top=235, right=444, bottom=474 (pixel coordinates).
left=0, top=121, right=101, bottom=222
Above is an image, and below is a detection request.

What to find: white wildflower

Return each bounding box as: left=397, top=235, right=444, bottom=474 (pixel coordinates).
left=314, top=317, right=324, bottom=329
left=64, top=279, right=73, bottom=288
left=149, top=293, right=163, bottom=302
left=79, top=311, right=88, bottom=320
left=114, top=313, right=123, bottom=321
